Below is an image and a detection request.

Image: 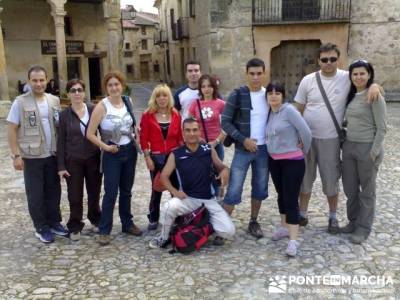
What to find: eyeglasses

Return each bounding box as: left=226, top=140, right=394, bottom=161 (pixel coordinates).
left=320, top=57, right=338, bottom=63
left=69, top=88, right=84, bottom=93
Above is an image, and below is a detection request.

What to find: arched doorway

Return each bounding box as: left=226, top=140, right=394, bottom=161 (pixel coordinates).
left=270, top=40, right=321, bottom=101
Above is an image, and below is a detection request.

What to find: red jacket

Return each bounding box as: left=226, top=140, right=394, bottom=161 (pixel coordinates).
left=140, top=109, right=183, bottom=154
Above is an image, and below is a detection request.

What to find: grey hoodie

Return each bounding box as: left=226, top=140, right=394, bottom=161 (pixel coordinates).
left=266, top=103, right=312, bottom=156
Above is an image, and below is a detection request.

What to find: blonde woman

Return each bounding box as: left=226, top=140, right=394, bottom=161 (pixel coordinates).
left=140, top=84, right=183, bottom=230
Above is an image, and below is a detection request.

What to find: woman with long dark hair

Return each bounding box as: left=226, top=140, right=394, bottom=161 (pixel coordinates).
left=340, top=60, right=386, bottom=244
left=188, top=74, right=226, bottom=197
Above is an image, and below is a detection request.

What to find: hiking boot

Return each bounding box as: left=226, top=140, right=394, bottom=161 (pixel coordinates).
left=123, top=224, right=143, bottom=236
left=96, top=234, right=111, bottom=246
left=328, top=218, right=340, bottom=234
left=339, top=222, right=356, bottom=234
left=299, top=216, right=308, bottom=227
left=50, top=223, right=69, bottom=236
left=70, top=232, right=80, bottom=241
left=149, top=236, right=170, bottom=249
left=271, top=227, right=289, bottom=241
left=35, top=230, right=54, bottom=243
left=286, top=240, right=300, bottom=257
left=350, top=229, right=368, bottom=244
left=213, top=236, right=225, bottom=246
left=248, top=220, right=264, bottom=239
left=147, top=222, right=159, bottom=231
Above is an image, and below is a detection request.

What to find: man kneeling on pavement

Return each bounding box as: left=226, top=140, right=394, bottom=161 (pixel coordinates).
left=149, top=117, right=235, bottom=248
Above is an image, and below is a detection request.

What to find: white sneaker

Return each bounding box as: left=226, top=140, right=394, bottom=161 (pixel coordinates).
left=149, top=236, right=169, bottom=249
left=70, top=232, right=80, bottom=241
left=271, top=227, right=289, bottom=241
left=286, top=240, right=300, bottom=257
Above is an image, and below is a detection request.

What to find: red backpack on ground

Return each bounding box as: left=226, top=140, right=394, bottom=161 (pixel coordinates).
left=170, top=204, right=214, bottom=254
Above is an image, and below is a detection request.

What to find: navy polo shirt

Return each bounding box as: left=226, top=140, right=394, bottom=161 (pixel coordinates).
left=173, top=143, right=213, bottom=200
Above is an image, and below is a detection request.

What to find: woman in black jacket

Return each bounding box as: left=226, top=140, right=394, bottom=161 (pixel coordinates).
left=57, top=79, right=102, bottom=241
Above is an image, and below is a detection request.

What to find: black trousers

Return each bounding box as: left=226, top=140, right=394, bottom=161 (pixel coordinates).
left=269, top=156, right=305, bottom=225
left=148, top=155, right=179, bottom=223
left=65, top=154, right=102, bottom=233
left=23, top=156, right=62, bottom=232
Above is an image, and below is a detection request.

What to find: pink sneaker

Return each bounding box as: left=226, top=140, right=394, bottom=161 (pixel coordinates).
left=271, top=227, right=289, bottom=241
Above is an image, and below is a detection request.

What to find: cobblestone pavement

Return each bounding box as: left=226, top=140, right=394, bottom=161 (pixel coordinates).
left=0, top=83, right=399, bottom=299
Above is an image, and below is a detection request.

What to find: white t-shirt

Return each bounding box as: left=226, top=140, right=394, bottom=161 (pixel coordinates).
left=100, top=98, right=133, bottom=145
left=7, top=98, right=52, bottom=155
left=250, top=87, right=268, bottom=145
left=79, top=104, right=89, bottom=136
left=294, top=69, right=350, bottom=139
left=177, top=86, right=199, bottom=120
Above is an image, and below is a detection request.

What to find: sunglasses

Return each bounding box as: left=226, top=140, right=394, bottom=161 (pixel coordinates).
left=69, top=88, right=84, bottom=93
left=351, top=59, right=368, bottom=64
left=320, top=57, right=338, bottom=63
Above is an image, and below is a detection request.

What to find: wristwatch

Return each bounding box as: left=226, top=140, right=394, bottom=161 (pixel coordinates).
left=11, top=154, right=21, bottom=160
left=215, top=138, right=221, bottom=145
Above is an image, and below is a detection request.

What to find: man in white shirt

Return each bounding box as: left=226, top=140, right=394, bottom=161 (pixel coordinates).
left=294, top=43, right=381, bottom=233
left=221, top=58, right=269, bottom=238
left=7, top=66, right=68, bottom=243
left=174, top=61, right=201, bottom=120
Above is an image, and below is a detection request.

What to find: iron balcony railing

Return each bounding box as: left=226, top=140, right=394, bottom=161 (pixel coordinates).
left=253, top=0, right=350, bottom=24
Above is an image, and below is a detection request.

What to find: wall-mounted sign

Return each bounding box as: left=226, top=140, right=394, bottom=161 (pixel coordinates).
left=41, top=40, right=84, bottom=55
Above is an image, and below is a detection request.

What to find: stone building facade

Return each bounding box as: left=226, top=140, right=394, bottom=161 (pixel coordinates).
left=0, top=0, right=123, bottom=116
left=154, top=0, right=399, bottom=100
left=122, top=5, right=164, bottom=82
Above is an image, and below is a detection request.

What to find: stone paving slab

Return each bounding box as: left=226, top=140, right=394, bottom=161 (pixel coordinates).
left=0, top=86, right=399, bottom=299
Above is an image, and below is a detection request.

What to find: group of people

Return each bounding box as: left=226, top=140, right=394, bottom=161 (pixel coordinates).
left=7, top=42, right=386, bottom=257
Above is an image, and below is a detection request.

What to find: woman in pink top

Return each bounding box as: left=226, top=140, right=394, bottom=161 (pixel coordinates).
left=188, top=74, right=226, bottom=197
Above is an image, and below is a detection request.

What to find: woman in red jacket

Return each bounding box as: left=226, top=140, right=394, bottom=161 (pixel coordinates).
left=140, top=84, right=183, bottom=230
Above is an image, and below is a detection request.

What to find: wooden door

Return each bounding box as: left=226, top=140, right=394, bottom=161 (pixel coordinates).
left=140, top=61, right=150, bottom=81
left=270, top=40, right=321, bottom=101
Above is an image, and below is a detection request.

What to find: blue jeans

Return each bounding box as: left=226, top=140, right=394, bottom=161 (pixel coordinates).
left=99, top=142, right=137, bottom=235
left=223, top=145, right=269, bottom=205
left=211, top=143, right=225, bottom=197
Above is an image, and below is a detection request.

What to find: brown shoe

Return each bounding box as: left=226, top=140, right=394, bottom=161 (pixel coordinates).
left=123, top=224, right=143, bottom=236
left=339, top=222, right=356, bottom=234
left=96, top=234, right=111, bottom=246
left=248, top=220, right=264, bottom=239
left=328, top=218, right=340, bottom=234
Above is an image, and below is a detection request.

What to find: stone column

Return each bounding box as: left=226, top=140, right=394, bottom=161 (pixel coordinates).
left=0, top=2, right=11, bottom=118
left=48, top=0, right=67, bottom=92
left=104, top=0, right=122, bottom=71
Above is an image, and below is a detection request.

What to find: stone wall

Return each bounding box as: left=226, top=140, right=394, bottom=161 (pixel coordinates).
left=2, top=0, right=112, bottom=99
left=208, top=0, right=254, bottom=96
left=349, top=0, right=400, bottom=100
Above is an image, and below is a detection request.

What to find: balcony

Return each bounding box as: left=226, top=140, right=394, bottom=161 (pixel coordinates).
left=252, top=0, right=350, bottom=25
left=123, top=50, right=133, bottom=57
left=177, top=17, right=190, bottom=39
left=154, top=30, right=168, bottom=45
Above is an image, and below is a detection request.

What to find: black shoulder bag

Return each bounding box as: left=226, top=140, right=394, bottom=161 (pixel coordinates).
left=196, top=99, right=221, bottom=187
left=315, top=72, right=346, bottom=147
left=121, top=95, right=143, bottom=154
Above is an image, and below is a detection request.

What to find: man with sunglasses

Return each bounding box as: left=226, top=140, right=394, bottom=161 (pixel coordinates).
left=7, top=65, right=68, bottom=243
left=294, top=43, right=381, bottom=233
